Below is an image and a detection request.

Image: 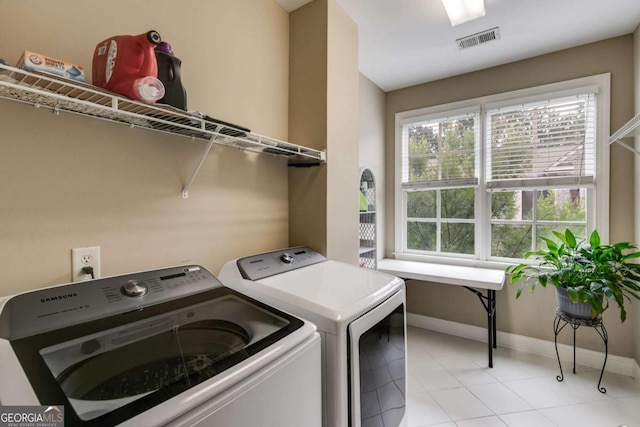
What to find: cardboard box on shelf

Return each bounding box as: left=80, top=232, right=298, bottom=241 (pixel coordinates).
left=16, top=51, right=85, bottom=82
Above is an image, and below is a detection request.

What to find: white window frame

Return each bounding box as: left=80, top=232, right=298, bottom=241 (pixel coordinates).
left=393, top=74, right=610, bottom=269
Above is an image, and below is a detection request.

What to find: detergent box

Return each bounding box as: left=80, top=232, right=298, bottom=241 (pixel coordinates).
left=16, top=50, right=85, bottom=82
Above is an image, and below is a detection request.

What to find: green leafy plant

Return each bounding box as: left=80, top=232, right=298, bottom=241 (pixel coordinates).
left=505, top=228, right=640, bottom=322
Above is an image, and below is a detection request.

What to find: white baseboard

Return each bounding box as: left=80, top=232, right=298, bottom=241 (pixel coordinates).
left=407, top=312, right=638, bottom=378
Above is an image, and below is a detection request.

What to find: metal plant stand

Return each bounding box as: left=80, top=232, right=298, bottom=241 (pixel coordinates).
left=553, top=309, right=608, bottom=393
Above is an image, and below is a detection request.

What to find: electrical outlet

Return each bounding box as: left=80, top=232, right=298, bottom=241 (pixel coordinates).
left=71, top=246, right=101, bottom=282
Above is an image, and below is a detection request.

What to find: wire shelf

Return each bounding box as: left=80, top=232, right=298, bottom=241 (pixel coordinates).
left=610, top=113, right=640, bottom=142
left=0, top=63, right=326, bottom=197
left=359, top=257, right=377, bottom=269
left=609, top=113, right=640, bottom=156
left=359, top=167, right=377, bottom=269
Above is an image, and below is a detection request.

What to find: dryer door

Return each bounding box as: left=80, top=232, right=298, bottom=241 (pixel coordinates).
left=348, top=289, right=406, bottom=427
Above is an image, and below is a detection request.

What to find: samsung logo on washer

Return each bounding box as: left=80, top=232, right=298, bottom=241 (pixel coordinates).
left=40, top=293, right=78, bottom=304
left=0, top=405, right=64, bottom=427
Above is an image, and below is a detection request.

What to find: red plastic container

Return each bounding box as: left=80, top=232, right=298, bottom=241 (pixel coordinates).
left=93, top=30, right=164, bottom=103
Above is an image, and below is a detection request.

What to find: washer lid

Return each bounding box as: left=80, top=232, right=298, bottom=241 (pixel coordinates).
left=6, top=284, right=312, bottom=426
left=256, top=260, right=404, bottom=331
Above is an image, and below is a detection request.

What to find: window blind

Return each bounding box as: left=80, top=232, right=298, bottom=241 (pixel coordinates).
left=402, top=112, right=479, bottom=188
left=486, top=93, right=596, bottom=189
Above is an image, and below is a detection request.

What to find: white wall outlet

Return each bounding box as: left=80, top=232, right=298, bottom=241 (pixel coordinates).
left=71, top=246, right=101, bottom=282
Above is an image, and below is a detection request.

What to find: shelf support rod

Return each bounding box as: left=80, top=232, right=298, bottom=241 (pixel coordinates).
left=182, top=135, right=217, bottom=199
left=608, top=138, right=640, bottom=157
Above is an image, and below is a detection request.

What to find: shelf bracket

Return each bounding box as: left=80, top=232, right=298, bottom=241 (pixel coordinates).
left=182, top=135, right=217, bottom=199
left=608, top=138, right=640, bottom=157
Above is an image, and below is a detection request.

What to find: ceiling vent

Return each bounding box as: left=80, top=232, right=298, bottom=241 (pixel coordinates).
left=456, top=27, right=500, bottom=50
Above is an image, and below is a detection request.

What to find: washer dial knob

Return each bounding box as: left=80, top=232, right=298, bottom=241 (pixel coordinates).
left=280, top=253, right=294, bottom=264
left=121, top=280, right=148, bottom=297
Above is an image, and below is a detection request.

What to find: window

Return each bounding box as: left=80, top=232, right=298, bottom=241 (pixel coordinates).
left=402, top=111, right=479, bottom=255
left=394, top=74, right=610, bottom=266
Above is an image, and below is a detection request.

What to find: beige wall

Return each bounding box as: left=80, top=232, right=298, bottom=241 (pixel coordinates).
left=0, top=0, right=291, bottom=296
left=385, top=35, right=637, bottom=357
left=288, top=0, right=329, bottom=255
left=359, top=74, right=386, bottom=261
left=289, top=0, right=359, bottom=264
left=326, top=0, right=359, bottom=263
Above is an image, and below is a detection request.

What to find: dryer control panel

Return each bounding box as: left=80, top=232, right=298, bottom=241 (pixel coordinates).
left=237, top=247, right=326, bottom=281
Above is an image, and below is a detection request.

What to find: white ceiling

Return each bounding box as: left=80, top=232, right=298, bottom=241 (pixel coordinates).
left=276, top=0, right=640, bottom=92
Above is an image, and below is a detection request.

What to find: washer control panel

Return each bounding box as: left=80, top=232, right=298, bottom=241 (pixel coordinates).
left=237, top=246, right=326, bottom=281
left=0, top=265, right=218, bottom=340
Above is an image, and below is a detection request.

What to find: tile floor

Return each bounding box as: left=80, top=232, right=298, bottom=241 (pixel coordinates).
left=406, top=326, right=640, bottom=427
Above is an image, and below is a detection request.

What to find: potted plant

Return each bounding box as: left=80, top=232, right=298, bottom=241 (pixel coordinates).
left=505, top=228, right=640, bottom=322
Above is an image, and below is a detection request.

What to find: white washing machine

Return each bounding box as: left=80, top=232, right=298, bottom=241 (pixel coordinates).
left=219, top=247, right=407, bottom=427
left=0, top=265, right=321, bottom=427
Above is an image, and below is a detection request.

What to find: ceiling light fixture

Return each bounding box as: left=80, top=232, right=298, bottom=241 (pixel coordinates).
left=442, top=0, right=486, bottom=26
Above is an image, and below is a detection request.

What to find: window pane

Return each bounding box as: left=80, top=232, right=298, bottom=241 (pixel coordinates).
left=491, top=224, right=532, bottom=258
left=441, top=223, right=474, bottom=254
left=491, top=191, right=518, bottom=220
left=407, top=222, right=436, bottom=251
left=407, top=190, right=436, bottom=218
left=491, top=190, right=534, bottom=220
left=536, top=225, right=586, bottom=250
left=405, top=115, right=477, bottom=183
left=441, top=188, right=474, bottom=219
left=535, top=189, right=586, bottom=222
left=488, top=94, right=595, bottom=182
